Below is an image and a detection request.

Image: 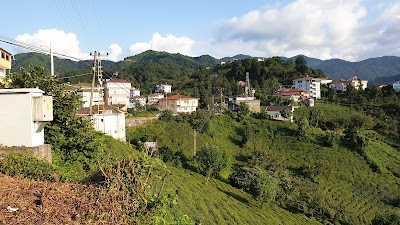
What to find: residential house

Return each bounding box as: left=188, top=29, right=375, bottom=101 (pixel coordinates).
left=266, top=105, right=294, bottom=122
left=155, top=83, right=172, bottom=94
left=147, top=93, right=164, bottom=105
left=78, top=105, right=126, bottom=142
left=128, top=96, right=146, bottom=109
left=158, top=94, right=199, bottom=113
left=71, top=82, right=103, bottom=109
left=0, top=88, right=53, bottom=147
left=293, top=77, right=332, bottom=99
left=393, top=81, right=400, bottom=92
left=0, top=48, right=12, bottom=78
left=228, top=95, right=261, bottom=113
left=130, top=87, right=140, bottom=97
left=330, top=77, right=368, bottom=92
left=273, top=87, right=310, bottom=102
left=103, top=77, right=131, bottom=111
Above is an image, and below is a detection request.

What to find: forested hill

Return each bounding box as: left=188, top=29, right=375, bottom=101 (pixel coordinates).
left=10, top=52, right=116, bottom=77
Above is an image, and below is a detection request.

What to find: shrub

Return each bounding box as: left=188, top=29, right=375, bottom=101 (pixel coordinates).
left=0, top=153, right=56, bottom=181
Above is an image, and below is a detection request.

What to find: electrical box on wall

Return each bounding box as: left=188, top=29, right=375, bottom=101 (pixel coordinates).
left=32, top=96, right=53, bottom=121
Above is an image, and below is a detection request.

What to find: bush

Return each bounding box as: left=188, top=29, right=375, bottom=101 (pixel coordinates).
left=0, top=153, right=57, bottom=181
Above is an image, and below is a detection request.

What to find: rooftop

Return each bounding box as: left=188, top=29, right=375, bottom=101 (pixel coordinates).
left=106, top=78, right=131, bottom=84
left=159, top=94, right=197, bottom=101
left=78, top=105, right=122, bottom=115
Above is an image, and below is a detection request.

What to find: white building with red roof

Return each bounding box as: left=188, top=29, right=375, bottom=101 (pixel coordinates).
left=103, top=77, right=132, bottom=110
left=147, top=93, right=165, bottom=105
left=158, top=94, right=198, bottom=113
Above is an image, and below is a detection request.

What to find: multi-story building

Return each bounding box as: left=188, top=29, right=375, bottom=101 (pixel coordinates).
left=0, top=48, right=12, bottom=78
left=158, top=94, right=198, bottom=113
left=130, top=87, right=140, bottom=97
left=71, top=82, right=104, bottom=109
left=330, top=77, right=368, bottom=92
left=78, top=105, right=126, bottom=142
left=293, top=77, right=332, bottom=99
left=394, top=81, right=400, bottom=92
left=103, top=77, right=131, bottom=110
left=147, top=93, right=164, bottom=105
left=155, top=83, right=172, bottom=94
left=128, top=96, right=146, bottom=109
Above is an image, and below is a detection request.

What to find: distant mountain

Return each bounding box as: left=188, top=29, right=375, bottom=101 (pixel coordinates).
left=221, top=54, right=265, bottom=62
left=287, top=55, right=400, bottom=83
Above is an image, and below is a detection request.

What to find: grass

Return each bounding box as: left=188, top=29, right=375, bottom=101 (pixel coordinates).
left=127, top=104, right=400, bottom=224
left=164, top=166, right=319, bottom=225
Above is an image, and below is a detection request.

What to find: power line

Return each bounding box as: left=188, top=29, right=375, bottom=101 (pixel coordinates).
left=0, top=35, right=84, bottom=61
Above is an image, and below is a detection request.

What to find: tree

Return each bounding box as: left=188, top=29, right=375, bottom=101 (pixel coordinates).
left=195, top=143, right=228, bottom=184
left=6, top=65, right=101, bottom=175
left=295, top=56, right=308, bottom=75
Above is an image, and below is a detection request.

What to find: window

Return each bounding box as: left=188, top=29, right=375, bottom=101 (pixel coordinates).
left=101, top=119, right=104, bottom=122
left=1, top=52, right=4, bottom=59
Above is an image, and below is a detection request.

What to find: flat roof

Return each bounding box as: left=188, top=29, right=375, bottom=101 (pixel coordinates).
left=0, top=88, right=44, bottom=94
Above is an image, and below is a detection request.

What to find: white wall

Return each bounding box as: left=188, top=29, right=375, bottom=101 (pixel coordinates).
left=93, top=112, right=126, bottom=142
left=0, top=89, right=47, bottom=147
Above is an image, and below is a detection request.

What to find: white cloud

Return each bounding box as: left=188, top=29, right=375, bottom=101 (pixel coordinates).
left=214, top=0, right=400, bottom=61
left=15, top=29, right=123, bottom=62
left=107, top=44, right=122, bottom=62
left=129, top=32, right=195, bottom=56
left=15, top=29, right=91, bottom=60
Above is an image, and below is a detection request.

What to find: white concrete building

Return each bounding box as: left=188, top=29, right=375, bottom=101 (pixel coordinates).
left=78, top=105, right=126, bottom=142
left=71, top=82, right=104, bottom=109
left=156, top=83, right=172, bottom=94
left=0, top=88, right=53, bottom=147
left=330, top=77, right=368, bottom=92
left=103, top=78, right=131, bottom=111
left=130, top=87, right=140, bottom=97
left=393, top=81, right=400, bottom=92
left=128, top=96, right=146, bottom=109
left=293, top=77, right=332, bottom=99
left=158, top=94, right=198, bottom=113
left=147, top=93, right=164, bottom=105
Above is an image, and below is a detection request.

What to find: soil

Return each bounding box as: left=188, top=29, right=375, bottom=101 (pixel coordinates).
left=0, top=174, right=124, bottom=224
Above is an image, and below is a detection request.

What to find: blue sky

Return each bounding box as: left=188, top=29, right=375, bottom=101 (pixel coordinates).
left=1, top=0, right=399, bottom=61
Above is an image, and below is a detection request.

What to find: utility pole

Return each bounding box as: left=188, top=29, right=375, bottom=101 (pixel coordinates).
left=89, top=51, right=98, bottom=115
left=89, top=51, right=108, bottom=116
left=50, top=42, right=54, bottom=76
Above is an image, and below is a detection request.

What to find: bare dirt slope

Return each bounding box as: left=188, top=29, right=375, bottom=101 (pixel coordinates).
left=0, top=174, right=123, bottom=224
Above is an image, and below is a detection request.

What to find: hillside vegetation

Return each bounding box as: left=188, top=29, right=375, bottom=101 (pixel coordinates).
left=127, top=103, right=400, bottom=224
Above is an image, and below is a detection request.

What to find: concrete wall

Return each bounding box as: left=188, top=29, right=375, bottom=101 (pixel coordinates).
left=0, top=144, right=52, bottom=163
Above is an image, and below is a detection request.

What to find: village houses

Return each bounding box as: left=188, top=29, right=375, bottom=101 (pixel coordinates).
left=158, top=94, right=199, bottom=113
left=155, top=83, right=172, bottom=94
left=103, top=77, right=131, bottom=111
left=293, top=77, right=332, bottom=99
left=394, top=81, right=400, bottom=92
left=329, top=77, right=368, bottom=92
left=71, top=82, right=104, bottom=109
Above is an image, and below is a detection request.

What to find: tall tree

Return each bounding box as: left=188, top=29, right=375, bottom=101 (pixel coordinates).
left=295, top=56, right=309, bottom=76
left=195, top=143, right=228, bottom=184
